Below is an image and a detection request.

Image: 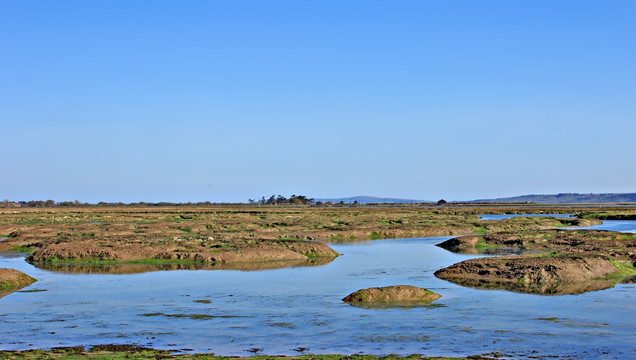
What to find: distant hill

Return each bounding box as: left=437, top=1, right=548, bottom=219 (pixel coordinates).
left=316, top=196, right=432, bottom=204
left=472, top=193, right=636, bottom=204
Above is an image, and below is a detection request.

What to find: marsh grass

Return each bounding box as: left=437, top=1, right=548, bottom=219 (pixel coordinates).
left=10, top=245, right=33, bottom=253
left=606, top=259, right=636, bottom=279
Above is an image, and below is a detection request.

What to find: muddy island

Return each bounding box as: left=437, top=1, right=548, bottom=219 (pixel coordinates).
left=343, top=285, right=441, bottom=305
left=0, top=268, right=36, bottom=297
left=24, top=237, right=339, bottom=269
left=435, top=229, right=636, bottom=294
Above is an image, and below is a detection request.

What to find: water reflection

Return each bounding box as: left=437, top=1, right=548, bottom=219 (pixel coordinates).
left=344, top=302, right=447, bottom=310
left=31, top=257, right=335, bottom=274
left=436, top=275, right=621, bottom=295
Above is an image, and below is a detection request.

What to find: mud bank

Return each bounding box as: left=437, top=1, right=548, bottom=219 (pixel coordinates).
left=343, top=285, right=441, bottom=305
left=0, top=268, right=36, bottom=298
left=434, top=254, right=633, bottom=295
left=435, top=228, right=636, bottom=294
left=436, top=229, right=636, bottom=259
left=0, top=345, right=516, bottom=360
left=25, top=239, right=339, bottom=270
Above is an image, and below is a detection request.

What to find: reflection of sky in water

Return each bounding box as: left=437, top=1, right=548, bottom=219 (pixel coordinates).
left=573, top=220, right=636, bottom=234
left=0, top=230, right=634, bottom=358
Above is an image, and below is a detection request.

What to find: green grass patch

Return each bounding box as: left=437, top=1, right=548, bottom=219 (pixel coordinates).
left=10, top=245, right=33, bottom=253
left=618, top=234, right=636, bottom=240
left=606, top=259, right=636, bottom=279
left=472, top=225, right=487, bottom=235
left=474, top=239, right=500, bottom=250
left=369, top=231, right=383, bottom=240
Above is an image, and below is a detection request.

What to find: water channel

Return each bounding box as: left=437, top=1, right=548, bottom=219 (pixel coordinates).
left=0, top=218, right=634, bottom=358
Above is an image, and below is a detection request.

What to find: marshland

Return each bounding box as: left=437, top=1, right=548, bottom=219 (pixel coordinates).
left=0, top=204, right=634, bottom=359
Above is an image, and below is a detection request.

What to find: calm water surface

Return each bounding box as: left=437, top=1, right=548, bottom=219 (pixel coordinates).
left=573, top=220, right=636, bottom=234
left=0, top=220, right=634, bottom=358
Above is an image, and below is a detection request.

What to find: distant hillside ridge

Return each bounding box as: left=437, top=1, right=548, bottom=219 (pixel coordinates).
left=316, top=196, right=432, bottom=204
left=473, top=193, right=636, bottom=204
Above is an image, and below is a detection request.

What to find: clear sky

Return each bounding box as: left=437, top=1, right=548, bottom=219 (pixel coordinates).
left=1, top=0, right=635, bottom=203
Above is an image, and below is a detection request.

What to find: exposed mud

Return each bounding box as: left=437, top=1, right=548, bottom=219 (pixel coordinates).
left=0, top=347, right=538, bottom=360
left=25, top=238, right=338, bottom=266
left=343, top=285, right=441, bottom=305
left=0, top=268, right=36, bottom=297
left=435, top=227, right=636, bottom=294
left=437, top=229, right=636, bottom=260
left=434, top=255, right=626, bottom=295
left=0, top=206, right=592, bottom=271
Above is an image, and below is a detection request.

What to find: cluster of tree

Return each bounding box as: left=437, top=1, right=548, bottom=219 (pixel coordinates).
left=248, top=194, right=315, bottom=205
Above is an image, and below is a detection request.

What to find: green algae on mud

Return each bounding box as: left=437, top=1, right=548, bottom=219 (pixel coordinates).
left=0, top=268, right=36, bottom=291
left=434, top=254, right=630, bottom=295
left=0, top=346, right=485, bottom=359
left=342, top=285, right=441, bottom=309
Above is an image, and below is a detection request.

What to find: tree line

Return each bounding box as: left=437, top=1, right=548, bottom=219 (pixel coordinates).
left=248, top=194, right=315, bottom=205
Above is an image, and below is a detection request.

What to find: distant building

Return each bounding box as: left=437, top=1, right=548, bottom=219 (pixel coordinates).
left=437, top=199, right=447, bottom=205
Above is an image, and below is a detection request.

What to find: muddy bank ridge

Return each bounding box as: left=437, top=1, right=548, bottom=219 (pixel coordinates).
left=0, top=268, right=36, bottom=296
left=435, top=229, right=636, bottom=294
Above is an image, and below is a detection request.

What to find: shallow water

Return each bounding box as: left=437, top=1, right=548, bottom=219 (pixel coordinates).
left=573, top=219, right=636, bottom=234
left=1, top=229, right=635, bottom=357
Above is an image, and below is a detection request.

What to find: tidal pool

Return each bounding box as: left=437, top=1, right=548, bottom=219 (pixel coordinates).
left=0, top=227, right=634, bottom=358
left=573, top=219, right=636, bottom=234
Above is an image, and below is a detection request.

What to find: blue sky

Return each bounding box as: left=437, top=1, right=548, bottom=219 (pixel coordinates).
left=1, top=1, right=635, bottom=203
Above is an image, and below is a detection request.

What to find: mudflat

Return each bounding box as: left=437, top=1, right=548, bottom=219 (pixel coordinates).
left=0, top=345, right=529, bottom=359
left=0, top=205, right=634, bottom=287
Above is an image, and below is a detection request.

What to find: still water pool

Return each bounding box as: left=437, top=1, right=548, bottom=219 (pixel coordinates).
left=0, top=222, right=634, bottom=358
